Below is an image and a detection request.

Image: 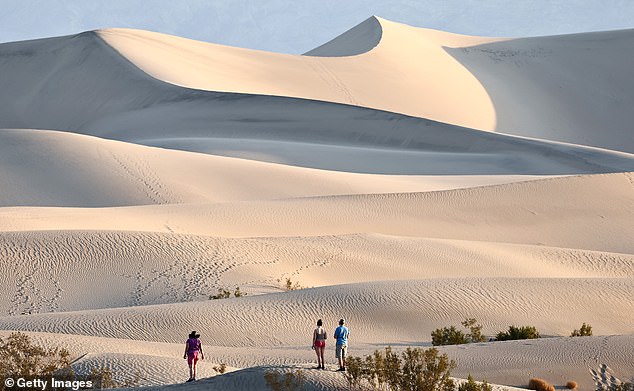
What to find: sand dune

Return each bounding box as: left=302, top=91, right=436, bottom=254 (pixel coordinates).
left=1, top=173, right=632, bottom=253
left=1, top=15, right=633, bottom=391
left=96, top=18, right=634, bottom=152
left=3, top=128, right=554, bottom=207
left=3, top=279, right=634, bottom=346
left=2, top=229, right=633, bottom=315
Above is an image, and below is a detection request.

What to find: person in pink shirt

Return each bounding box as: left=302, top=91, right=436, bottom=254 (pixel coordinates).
left=183, top=331, right=204, bottom=382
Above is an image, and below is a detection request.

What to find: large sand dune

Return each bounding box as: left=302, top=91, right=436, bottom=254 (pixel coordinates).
left=1, top=14, right=633, bottom=391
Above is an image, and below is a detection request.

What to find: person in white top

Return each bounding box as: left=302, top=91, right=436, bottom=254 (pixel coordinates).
left=312, top=319, right=327, bottom=369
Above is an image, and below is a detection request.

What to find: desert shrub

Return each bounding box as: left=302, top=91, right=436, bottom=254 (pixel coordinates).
left=344, top=356, right=365, bottom=390
left=431, top=318, right=486, bottom=346
left=209, top=287, right=247, bottom=300
left=264, top=369, right=306, bottom=391
left=458, top=375, right=493, bottom=391
left=283, top=278, right=302, bottom=291
left=0, top=332, right=72, bottom=387
left=528, top=378, right=555, bottom=391
left=462, top=318, right=486, bottom=343
left=214, top=363, right=227, bottom=374
left=496, top=325, right=540, bottom=341
left=570, top=323, right=592, bottom=337
left=566, top=380, right=578, bottom=389
left=345, top=346, right=455, bottom=391
left=0, top=332, right=140, bottom=390
left=431, top=326, right=468, bottom=346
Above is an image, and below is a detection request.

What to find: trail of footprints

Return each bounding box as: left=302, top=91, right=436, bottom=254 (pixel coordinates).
left=0, top=231, right=343, bottom=314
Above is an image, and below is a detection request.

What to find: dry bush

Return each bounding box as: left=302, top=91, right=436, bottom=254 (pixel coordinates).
left=528, top=377, right=555, bottom=391
left=566, top=380, right=578, bottom=389
left=598, top=384, right=634, bottom=391
left=264, top=369, right=306, bottom=391
left=210, top=287, right=247, bottom=300
left=570, top=323, right=592, bottom=337
left=214, top=363, right=227, bottom=374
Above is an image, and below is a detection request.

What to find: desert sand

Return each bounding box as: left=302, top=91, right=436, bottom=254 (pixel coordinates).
left=1, top=15, right=633, bottom=391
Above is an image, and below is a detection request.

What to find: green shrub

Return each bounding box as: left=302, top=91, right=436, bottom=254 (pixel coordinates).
left=0, top=332, right=72, bottom=384
left=431, top=318, right=486, bottom=346
left=458, top=375, right=493, bottom=391
left=345, top=346, right=455, bottom=391
left=496, top=325, right=540, bottom=341
left=0, top=332, right=140, bottom=390
left=263, top=369, right=306, bottom=391
left=461, top=318, right=486, bottom=343
left=570, top=323, right=592, bottom=337
left=431, top=326, right=468, bottom=346
left=528, top=378, right=555, bottom=391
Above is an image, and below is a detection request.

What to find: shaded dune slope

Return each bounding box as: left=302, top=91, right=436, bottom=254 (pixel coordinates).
left=4, top=128, right=540, bottom=207
left=447, top=29, right=634, bottom=152
left=1, top=30, right=633, bottom=175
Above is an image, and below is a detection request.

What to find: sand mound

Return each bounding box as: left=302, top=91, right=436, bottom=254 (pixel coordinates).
left=1, top=230, right=634, bottom=315
left=2, top=279, right=633, bottom=345
left=4, top=128, right=554, bottom=207
left=1, top=173, right=631, bottom=252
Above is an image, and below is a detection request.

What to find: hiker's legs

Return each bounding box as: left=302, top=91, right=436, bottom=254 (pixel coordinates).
left=318, top=346, right=325, bottom=367
left=314, top=346, right=321, bottom=367
left=188, top=363, right=193, bottom=379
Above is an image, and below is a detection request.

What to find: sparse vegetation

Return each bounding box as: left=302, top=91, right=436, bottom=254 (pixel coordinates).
left=209, top=287, right=247, bottom=300
left=570, top=323, right=592, bottom=337
left=344, top=346, right=455, bottom=391
left=566, top=380, right=578, bottom=389
left=496, top=325, right=540, bottom=341
left=284, top=277, right=303, bottom=291
left=458, top=375, right=493, bottom=391
left=264, top=368, right=306, bottom=391
left=214, top=363, right=227, bottom=374
left=528, top=378, right=555, bottom=391
left=0, top=332, right=140, bottom=390
left=431, top=318, right=485, bottom=346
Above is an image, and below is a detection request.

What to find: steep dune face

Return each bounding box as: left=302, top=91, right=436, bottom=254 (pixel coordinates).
left=447, top=29, right=634, bottom=152
left=97, top=17, right=498, bottom=130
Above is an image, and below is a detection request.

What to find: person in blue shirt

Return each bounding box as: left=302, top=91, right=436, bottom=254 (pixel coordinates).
left=333, top=318, right=349, bottom=371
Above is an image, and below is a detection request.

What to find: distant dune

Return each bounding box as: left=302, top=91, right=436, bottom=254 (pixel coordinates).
left=1, top=14, right=633, bottom=391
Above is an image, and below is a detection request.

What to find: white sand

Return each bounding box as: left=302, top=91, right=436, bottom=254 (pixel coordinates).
left=0, top=14, right=633, bottom=391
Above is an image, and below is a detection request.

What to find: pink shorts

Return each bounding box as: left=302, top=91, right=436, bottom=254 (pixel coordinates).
left=314, top=340, right=326, bottom=348
left=187, top=351, right=199, bottom=365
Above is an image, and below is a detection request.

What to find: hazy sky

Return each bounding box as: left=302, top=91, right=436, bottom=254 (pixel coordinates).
left=2, top=0, right=634, bottom=53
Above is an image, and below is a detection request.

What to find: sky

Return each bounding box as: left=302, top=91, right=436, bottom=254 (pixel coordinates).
left=2, top=0, right=634, bottom=53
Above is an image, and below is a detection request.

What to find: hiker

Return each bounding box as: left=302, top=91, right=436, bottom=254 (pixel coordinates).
left=334, top=318, right=349, bottom=371
left=183, top=331, right=204, bottom=382
left=312, top=319, right=327, bottom=369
